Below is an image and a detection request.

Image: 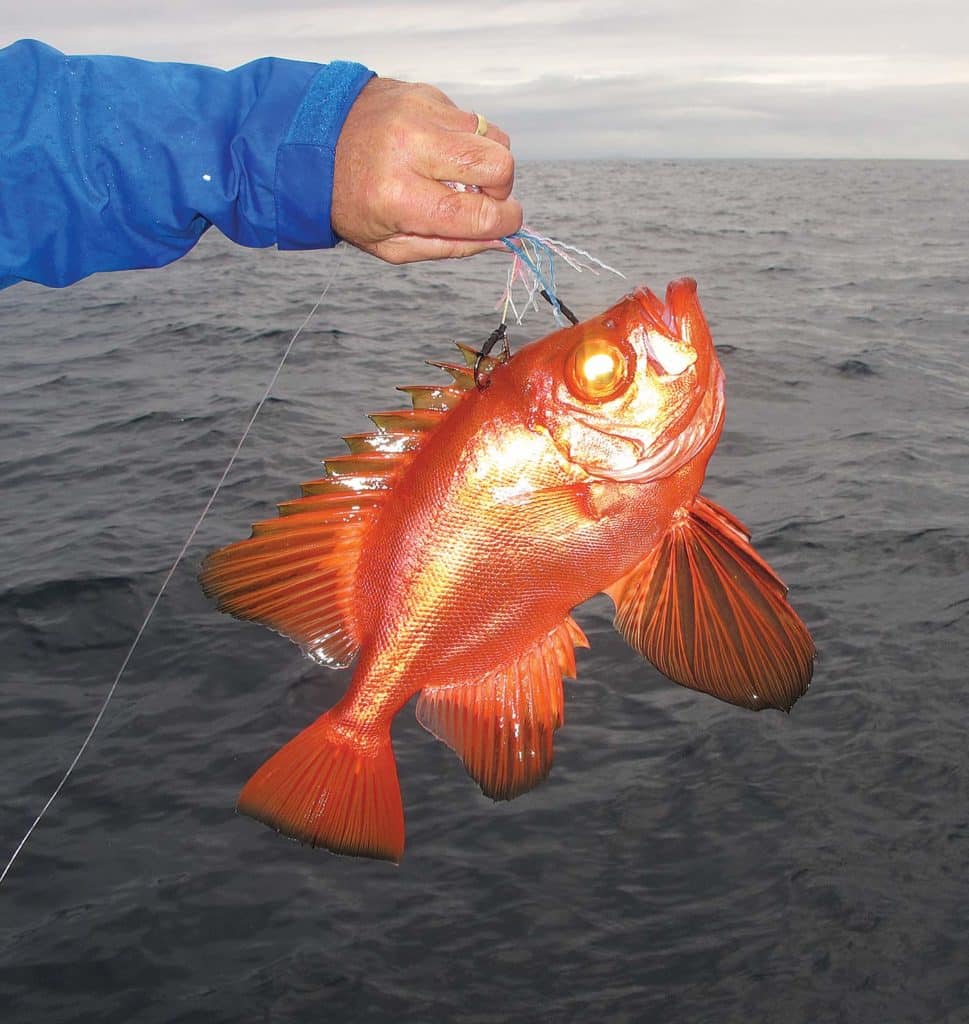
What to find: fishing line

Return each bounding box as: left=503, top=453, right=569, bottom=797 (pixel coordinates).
left=471, top=227, right=625, bottom=387
left=2, top=224, right=620, bottom=884
left=441, top=175, right=623, bottom=325
left=499, top=228, right=626, bottom=326
left=0, top=248, right=345, bottom=887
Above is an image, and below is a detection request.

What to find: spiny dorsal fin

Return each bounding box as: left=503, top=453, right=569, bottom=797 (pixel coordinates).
left=201, top=347, right=482, bottom=666
left=341, top=431, right=425, bottom=456
left=426, top=359, right=476, bottom=390
left=320, top=337, right=494, bottom=465
left=416, top=618, right=589, bottom=801
left=455, top=341, right=501, bottom=373
left=396, top=384, right=466, bottom=411
left=423, top=334, right=506, bottom=389
left=368, top=409, right=445, bottom=433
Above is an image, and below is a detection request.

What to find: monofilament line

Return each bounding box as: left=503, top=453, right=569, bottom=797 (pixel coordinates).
left=0, top=248, right=345, bottom=886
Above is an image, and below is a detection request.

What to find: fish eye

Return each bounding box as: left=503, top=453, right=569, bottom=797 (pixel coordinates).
left=565, top=338, right=632, bottom=403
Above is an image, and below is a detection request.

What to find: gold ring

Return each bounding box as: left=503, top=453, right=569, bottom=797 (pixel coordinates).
left=473, top=112, right=488, bottom=136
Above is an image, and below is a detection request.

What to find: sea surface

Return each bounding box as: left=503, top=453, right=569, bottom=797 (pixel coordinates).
left=1, top=160, right=967, bottom=1024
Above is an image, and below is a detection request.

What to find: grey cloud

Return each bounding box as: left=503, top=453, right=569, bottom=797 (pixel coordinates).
left=445, top=74, right=969, bottom=159
left=3, top=1, right=967, bottom=158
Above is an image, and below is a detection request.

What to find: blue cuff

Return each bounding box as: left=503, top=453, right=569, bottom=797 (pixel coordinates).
left=275, top=61, right=374, bottom=250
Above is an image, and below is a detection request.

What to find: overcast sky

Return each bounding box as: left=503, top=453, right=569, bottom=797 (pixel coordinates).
left=4, top=1, right=968, bottom=158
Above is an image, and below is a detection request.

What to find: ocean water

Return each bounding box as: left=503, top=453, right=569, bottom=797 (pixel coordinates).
left=1, top=159, right=967, bottom=1024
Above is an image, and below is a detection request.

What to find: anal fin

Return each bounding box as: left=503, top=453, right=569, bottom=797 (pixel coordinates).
left=606, top=495, right=814, bottom=711
left=416, top=618, right=588, bottom=801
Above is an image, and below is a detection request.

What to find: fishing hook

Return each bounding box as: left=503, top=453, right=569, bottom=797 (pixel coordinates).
left=473, top=291, right=579, bottom=390
left=473, top=322, right=510, bottom=390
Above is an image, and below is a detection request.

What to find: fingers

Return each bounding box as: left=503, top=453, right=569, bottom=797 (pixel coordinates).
left=398, top=179, right=523, bottom=242
left=469, top=113, right=511, bottom=151
left=427, top=98, right=511, bottom=149
left=418, top=108, right=515, bottom=198
left=438, top=109, right=514, bottom=191
left=330, top=76, right=522, bottom=263
left=364, top=236, right=509, bottom=264
left=378, top=81, right=511, bottom=152
left=428, top=133, right=516, bottom=200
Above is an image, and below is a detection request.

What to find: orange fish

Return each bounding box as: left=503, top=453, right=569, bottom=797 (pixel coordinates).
left=200, top=279, right=814, bottom=862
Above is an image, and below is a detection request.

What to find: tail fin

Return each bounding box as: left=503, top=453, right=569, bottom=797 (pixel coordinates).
left=237, top=713, right=405, bottom=863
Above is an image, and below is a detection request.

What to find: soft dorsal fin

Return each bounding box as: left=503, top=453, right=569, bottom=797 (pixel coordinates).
left=606, top=496, right=814, bottom=711
left=200, top=494, right=377, bottom=667
left=416, top=618, right=589, bottom=801
left=200, top=348, right=478, bottom=666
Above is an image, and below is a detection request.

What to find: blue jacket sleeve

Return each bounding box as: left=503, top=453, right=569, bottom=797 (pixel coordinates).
left=0, top=39, right=374, bottom=290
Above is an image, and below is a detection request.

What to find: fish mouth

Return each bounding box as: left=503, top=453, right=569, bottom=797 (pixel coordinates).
left=631, top=282, right=681, bottom=334
left=632, top=278, right=709, bottom=357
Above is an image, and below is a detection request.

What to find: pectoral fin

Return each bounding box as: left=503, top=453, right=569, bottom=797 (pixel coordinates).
left=416, top=618, right=589, bottom=800
left=606, top=496, right=814, bottom=711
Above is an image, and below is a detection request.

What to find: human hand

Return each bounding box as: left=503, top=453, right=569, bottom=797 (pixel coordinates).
left=331, top=78, right=522, bottom=263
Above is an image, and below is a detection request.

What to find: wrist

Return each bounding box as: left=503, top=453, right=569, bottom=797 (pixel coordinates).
left=275, top=60, right=375, bottom=250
